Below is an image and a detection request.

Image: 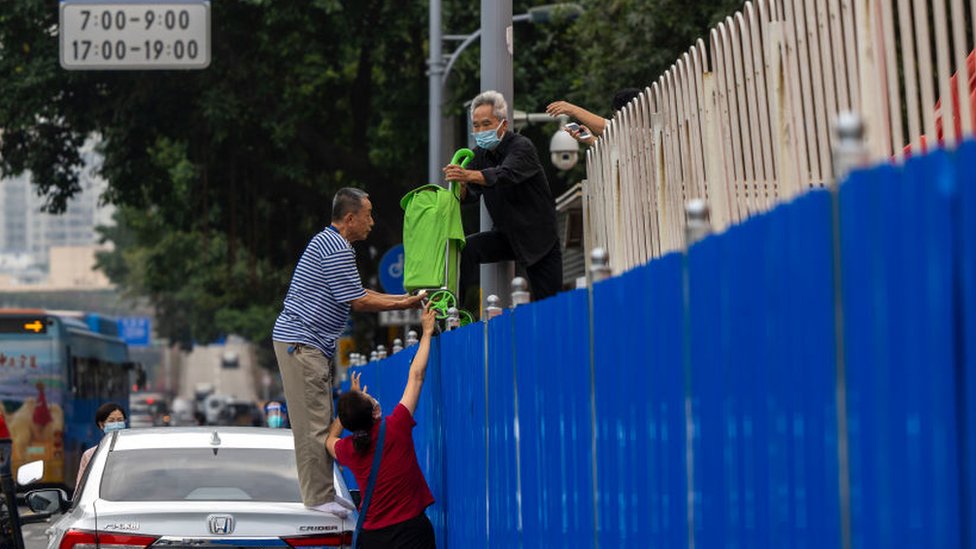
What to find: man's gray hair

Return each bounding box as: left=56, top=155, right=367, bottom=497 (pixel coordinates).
left=470, top=90, right=508, bottom=121
left=332, top=187, right=369, bottom=221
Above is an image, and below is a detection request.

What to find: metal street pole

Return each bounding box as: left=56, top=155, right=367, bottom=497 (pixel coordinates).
left=480, top=0, right=515, bottom=310
left=428, top=0, right=444, bottom=187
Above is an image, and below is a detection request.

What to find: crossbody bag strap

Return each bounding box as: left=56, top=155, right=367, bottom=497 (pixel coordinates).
left=352, top=419, right=386, bottom=548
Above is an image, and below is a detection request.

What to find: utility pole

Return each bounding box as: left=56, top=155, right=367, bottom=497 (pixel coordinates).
left=428, top=0, right=444, bottom=187
left=479, top=0, right=515, bottom=309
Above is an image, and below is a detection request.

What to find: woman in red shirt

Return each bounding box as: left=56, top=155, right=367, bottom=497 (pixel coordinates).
left=326, top=305, right=437, bottom=548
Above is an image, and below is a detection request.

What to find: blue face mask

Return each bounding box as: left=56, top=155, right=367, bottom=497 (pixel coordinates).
left=268, top=415, right=284, bottom=429
left=103, top=421, right=126, bottom=433
left=473, top=122, right=504, bottom=150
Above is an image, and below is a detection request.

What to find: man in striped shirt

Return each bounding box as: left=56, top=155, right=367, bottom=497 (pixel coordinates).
left=272, top=187, right=425, bottom=515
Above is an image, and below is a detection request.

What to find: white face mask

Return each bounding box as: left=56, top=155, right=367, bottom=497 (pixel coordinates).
left=103, top=421, right=126, bottom=433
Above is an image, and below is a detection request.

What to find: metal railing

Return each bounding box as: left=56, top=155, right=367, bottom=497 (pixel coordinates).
left=584, top=0, right=976, bottom=273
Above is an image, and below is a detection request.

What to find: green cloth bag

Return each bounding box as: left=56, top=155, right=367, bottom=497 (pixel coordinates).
left=400, top=183, right=466, bottom=292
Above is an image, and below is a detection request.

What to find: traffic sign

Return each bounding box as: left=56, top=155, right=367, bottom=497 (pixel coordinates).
left=60, top=1, right=211, bottom=70
left=378, top=244, right=405, bottom=294
left=117, top=316, right=151, bottom=347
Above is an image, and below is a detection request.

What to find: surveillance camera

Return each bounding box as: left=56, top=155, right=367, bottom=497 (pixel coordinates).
left=550, top=129, right=579, bottom=171
left=551, top=150, right=579, bottom=171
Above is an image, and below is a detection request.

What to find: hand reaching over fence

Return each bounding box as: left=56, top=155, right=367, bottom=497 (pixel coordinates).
left=546, top=100, right=608, bottom=136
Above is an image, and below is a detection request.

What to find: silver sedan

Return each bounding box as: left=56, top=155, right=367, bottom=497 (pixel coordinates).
left=25, top=427, right=357, bottom=549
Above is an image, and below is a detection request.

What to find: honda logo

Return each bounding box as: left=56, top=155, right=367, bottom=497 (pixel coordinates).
left=207, top=514, right=235, bottom=535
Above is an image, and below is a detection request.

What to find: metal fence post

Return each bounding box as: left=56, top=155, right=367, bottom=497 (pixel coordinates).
left=684, top=198, right=712, bottom=249
left=589, top=247, right=611, bottom=284
left=830, top=111, right=862, bottom=549
left=679, top=199, right=707, bottom=549
left=377, top=345, right=387, bottom=360
left=832, top=111, right=869, bottom=185
left=585, top=247, right=604, bottom=547
left=406, top=330, right=419, bottom=347
left=392, top=338, right=403, bottom=354
left=511, top=277, right=531, bottom=307
left=485, top=294, right=503, bottom=319
left=446, top=307, right=461, bottom=331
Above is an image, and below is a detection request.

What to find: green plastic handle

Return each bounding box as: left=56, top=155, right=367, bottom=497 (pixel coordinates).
left=449, top=148, right=475, bottom=199
left=451, top=148, right=474, bottom=169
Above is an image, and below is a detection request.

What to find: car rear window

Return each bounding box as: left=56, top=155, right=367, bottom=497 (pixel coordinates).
left=99, top=448, right=302, bottom=502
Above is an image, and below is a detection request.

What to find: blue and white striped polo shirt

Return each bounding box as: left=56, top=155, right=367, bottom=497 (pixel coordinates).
left=272, top=226, right=366, bottom=358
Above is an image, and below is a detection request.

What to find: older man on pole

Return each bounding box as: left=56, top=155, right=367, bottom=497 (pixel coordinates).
left=443, top=90, right=563, bottom=306
left=272, top=187, right=424, bottom=515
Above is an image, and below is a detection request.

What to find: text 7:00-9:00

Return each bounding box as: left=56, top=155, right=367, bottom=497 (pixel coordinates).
left=77, top=9, right=192, bottom=32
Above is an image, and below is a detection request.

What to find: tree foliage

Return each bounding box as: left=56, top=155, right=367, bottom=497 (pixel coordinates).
left=0, top=0, right=744, bottom=351
left=2, top=0, right=437, bottom=348
left=570, top=0, right=744, bottom=115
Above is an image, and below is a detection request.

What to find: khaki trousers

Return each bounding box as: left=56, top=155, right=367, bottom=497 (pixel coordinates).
left=274, top=340, right=335, bottom=507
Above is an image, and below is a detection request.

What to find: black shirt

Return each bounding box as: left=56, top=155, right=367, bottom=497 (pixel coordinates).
left=464, top=131, right=559, bottom=266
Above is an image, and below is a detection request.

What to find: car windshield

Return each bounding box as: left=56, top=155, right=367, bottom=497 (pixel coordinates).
left=99, top=448, right=302, bottom=502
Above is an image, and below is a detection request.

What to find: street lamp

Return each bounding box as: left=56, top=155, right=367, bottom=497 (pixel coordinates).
left=441, top=4, right=583, bottom=83
left=427, top=2, right=584, bottom=185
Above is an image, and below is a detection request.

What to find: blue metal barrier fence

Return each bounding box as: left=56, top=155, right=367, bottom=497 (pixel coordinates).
left=345, top=144, right=975, bottom=548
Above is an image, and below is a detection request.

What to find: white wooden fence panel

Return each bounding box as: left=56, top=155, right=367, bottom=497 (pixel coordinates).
left=898, top=0, right=922, bottom=157
left=622, top=104, right=640, bottom=269
left=747, top=3, right=776, bottom=210
left=826, top=0, right=852, bottom=113
left=737, top=12, right=765, bottom=211
left=582, top=0, right=976, bottom=272
left=768, top=20, right=806, bottom=200
left=951, top=0, right=973, bottom=137
left=663, top=71, right=685, bottom=255
left=913, top=0, right=939, bottom=144
left=802, top=0, right=828, bottom=185
left=710, top=29, right=741, bottom=225
left=840, top=0, right=860, bottom=114
left=879, top=0, right=904, bottom=159
left=933, top=0, right=955, bottom=147
left=682, top=51, right=707, bottom=210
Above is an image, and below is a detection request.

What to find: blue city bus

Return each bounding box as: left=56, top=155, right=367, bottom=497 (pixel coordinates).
left=0, top=309, right=133, bottom=490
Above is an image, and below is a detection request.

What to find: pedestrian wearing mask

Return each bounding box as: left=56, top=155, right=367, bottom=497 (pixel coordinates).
left=265, top=401, right=289, bottom=429
left=74, top=402, right=126, bottom=497
left=443, top=90, right=563, bottom=305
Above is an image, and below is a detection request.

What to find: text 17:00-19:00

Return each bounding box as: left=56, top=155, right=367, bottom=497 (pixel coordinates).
left=71, top=39, right=199, bottom=61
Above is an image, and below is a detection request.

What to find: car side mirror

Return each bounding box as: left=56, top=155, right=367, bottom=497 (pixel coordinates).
left=16, top=460, right=44, bottom=486
left=26, top=488, right=69, bottom=515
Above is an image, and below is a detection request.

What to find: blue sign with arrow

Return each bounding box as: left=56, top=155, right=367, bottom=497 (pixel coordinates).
left=378, top=244, right=405, bottom=294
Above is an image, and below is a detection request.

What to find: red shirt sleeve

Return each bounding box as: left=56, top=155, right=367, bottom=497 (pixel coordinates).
left=389, top=403, right=417, bottom=433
